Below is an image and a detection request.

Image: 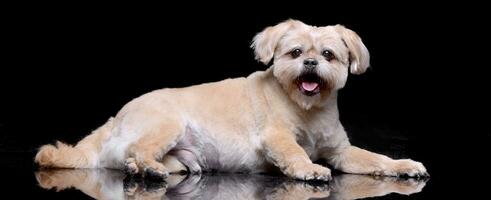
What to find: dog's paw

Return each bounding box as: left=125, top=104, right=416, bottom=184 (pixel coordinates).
left=377, top=159, right=429, bottom=177
left=286, top=163, right=332, bottom=181
left=142, top=159, right=170, bottom=180
left=124, top=158, right=139, bottom=175
left=124, top=157, right=170, bottom=180
left=123, top=158, right=169, bottom=180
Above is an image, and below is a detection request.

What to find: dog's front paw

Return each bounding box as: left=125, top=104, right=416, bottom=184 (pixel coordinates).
left=286, top=163, right=332, bottom=181
left=378, top=159, right=428, bottom=177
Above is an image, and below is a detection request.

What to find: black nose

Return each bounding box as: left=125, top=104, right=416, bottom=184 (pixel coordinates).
left=303, top=58, right=318, bottom=69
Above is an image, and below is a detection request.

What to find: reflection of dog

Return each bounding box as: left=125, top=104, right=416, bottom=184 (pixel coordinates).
left=35, top=169, right=427, bottom=199
left=35, top=19, right=428, bottom=181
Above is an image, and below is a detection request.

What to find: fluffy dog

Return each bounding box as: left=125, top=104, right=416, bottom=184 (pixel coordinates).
left=35, top=19, right=428, bottom=181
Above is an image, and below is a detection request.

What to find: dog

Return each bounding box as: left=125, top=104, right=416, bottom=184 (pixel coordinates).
left=35, top=19, right=428, bottom=181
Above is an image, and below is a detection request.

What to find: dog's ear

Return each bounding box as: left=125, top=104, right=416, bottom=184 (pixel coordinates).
left=251, top=19, right=302, bottom=65
left=335, top=25, right=370, bottom=74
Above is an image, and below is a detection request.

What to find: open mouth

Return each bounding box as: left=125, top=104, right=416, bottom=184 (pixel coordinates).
left=296, top=72, right=324, bottom=96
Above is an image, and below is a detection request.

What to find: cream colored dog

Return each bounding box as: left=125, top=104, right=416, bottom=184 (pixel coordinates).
left=35, top=19, right=428, bottom=181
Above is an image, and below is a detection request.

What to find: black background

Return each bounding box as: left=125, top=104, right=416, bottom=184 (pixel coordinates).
left=1, top=3, right=490, bottom=199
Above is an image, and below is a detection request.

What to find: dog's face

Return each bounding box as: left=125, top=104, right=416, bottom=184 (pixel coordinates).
left=252, top=20, right=370, bottom=109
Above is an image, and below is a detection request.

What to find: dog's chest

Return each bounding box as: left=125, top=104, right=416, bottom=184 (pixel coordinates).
left=295, top=116, right=340, bottom=160
left=296, top=129, right=325, bottom=161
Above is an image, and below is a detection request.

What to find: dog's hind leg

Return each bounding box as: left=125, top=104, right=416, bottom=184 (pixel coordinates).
left=161, top=155, right=187, bottom=174
left=124, top=155, right=187, bottom=175
left=126, top=118, right=185, bottom=179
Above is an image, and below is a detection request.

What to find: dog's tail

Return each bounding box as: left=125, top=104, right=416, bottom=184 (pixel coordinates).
left=35, top=117, right=114, bottom=168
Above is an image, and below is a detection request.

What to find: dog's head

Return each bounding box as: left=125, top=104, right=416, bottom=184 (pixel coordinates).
left=252, top=19, right=369, bottom=109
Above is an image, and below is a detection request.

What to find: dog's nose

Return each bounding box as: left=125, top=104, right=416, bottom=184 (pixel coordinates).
left=303, top=58, right=318, bottom=69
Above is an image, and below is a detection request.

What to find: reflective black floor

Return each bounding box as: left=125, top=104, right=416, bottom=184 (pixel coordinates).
left=34, top=169, right=427, bottom=200
left=0, top=152, right=433, bottom=200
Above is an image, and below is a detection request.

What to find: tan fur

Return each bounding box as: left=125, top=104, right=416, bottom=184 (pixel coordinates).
left=35, top=118, right=114, bottom=168
left=35, top=19, right=427, bottom=181
left=126, top=116, right=184, bottom=176
left=329, top=146, right=427, bottom=177
left=334, top=25, right=370, bottom=74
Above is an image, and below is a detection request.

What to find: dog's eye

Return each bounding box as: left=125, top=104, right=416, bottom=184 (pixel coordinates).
left=290, top=49, right=302, bottom=58
left=322, top=50, right=335, bottom=61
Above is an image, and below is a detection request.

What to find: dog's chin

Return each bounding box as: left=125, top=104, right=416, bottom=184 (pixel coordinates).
left=295, top=72, right=326, bottom=97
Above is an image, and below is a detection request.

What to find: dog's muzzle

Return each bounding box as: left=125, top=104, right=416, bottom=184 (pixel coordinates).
left=296, top=71, right=325, bottom=96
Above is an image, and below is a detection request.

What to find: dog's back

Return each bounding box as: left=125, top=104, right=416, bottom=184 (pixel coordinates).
left=35, top=75, right=265, bottom=171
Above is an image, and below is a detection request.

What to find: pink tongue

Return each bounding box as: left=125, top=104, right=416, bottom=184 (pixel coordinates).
left=301, top=82, right=318, bottom=91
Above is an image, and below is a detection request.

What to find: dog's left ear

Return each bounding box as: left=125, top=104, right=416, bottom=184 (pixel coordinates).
left=251, top=19, right=303, bottom=65
left=335, top=25, right=370, bottom=74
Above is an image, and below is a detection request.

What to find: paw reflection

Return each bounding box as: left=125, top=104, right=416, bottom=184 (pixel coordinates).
left=330, top=174, right=428, bottom=199
left=36, top=169, right=427, bottom=199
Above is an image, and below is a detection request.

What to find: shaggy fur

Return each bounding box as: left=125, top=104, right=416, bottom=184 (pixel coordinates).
left=35, top=19, right=428, bottom=181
